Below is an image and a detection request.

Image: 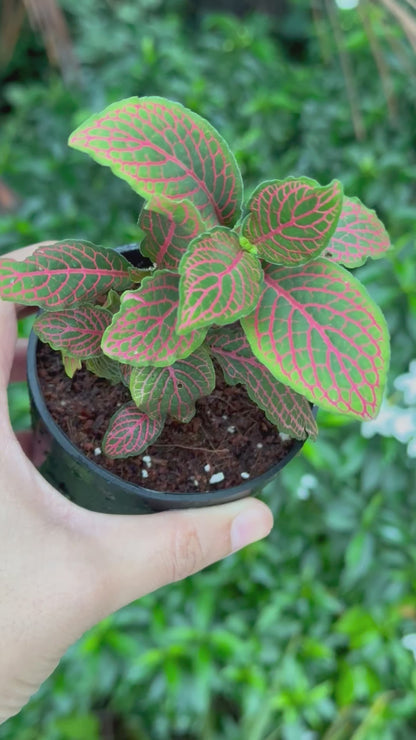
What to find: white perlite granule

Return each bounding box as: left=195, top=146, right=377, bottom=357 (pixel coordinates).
left=204, top=463, right=211, bottom=472
left=227, top=425, right=236, bottom=433
left=279, top=432, right=291, bottom=441
left=93, top=447, right=101, bottom=456
left=141, top=469, right=149, bottom=479
left=256, top=442, right=263, bottom=449
left=209, top=472, right=225, bottom=484
left=142, top=455, right=152, bottom=467
left=240, top=472, right=250, bottom=479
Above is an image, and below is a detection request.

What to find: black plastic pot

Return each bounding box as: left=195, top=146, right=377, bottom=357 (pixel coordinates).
left=27, top=244, right=310, bottom=515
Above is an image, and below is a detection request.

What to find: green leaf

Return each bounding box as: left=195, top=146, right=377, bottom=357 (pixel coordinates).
left=102, top=271, right=206, bottom=366
left=130, top=347, right=215, bottom=422
left=0, top=241, right=142, bottom=309
left=69, top=96, right=243, bottom=227
left=86, top=353, right=124, bottom=385
left=102, top=288, right=122, bottom=313
left=241, top=258, right=390, bottom=419
left=34, top=304, right=112, bottom=358
left=243, top=177, right=343, bottom=265
left=177, top=227, right=263, bottom=334
left=61, top=353, right=82, bottom=379
left=208, top=323, right=317, bottom=440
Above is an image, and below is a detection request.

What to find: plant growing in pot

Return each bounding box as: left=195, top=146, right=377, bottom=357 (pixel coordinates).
left=0, top=96, right=392, bottom=514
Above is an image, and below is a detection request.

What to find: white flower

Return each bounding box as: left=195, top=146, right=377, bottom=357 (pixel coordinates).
left=407, top=437, right=416, bottom=458
left=360, top=363, right=416, bottom=461
left=361, top=401, right=398, bottom=439
left=391, top=409, right=416, bottom=443
left=394, top=360, right=416, bottom=405
left=297, top=473, right=318, bottom=500
left=402, top=633, right=416, bottom=660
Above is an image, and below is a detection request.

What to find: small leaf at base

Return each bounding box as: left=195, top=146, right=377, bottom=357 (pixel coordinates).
left=61, top=353, right=82, bottom=379
left=102, top=403, right=165, bottom=459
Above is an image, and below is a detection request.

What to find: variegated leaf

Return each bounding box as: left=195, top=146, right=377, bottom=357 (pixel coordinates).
left=34, top=304, right=112, bottom=358
left=208, top=324, right=317, bottom=440
left=0, top=241, right=141, bottom=309
left=241, top=259, right=390, bottom=419
left=130, top=346, right=215, bottom=422
left=177, top=227, right=263, bottom=334
left=102, top=402, right=164, bottom=459
left=139, top=196, right=206, bottom=271
left=325, top=196, right=392, bottom=267
left=102, top=270, right=206, bottom=367
left=243, top=177, right=343, bottom=265
left=69, top=96, right=243, bottom=227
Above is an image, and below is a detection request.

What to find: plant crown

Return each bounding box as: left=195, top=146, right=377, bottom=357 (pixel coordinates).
left=0, top=96, right=392, bottom=459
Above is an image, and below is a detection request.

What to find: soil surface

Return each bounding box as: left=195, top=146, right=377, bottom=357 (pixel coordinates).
left=36, top=343, right=293, bottom=493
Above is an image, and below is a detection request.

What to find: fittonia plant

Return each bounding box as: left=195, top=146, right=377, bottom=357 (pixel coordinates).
left=0, top=96, right=392, bottom=460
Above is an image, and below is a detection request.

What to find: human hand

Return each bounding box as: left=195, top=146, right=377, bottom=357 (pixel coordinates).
left=0, top=243, right=273, bottom=724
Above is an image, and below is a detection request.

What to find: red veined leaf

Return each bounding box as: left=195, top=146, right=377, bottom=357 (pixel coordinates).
left=241, top=259, right=390, bottom=420
left=102, top=270, right=206, bottom=367
left=69, top=96, right=243, bottom=228
left=208, top=324, right=317, bottom=440
left=34, top=305, right=112, bottom=358
left=86, top=353, right=125, bottom=385
left=130, top=346, right=215, bottom=422
left=243, top=177, right=343, bottom=265
left=177, top=227, right=263, bottom=334
left=102, top=402, right=164, bottom=459
left=139, top=196, right=206, bottom=271
left=0, top=241, right=142, bottom=309
left=325, top=196, right=392, bottom=267
left=61, top=353, right=82, bottom=379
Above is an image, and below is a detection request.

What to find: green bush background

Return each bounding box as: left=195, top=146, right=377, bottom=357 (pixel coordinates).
left=1, top=1, right=416, bottom=737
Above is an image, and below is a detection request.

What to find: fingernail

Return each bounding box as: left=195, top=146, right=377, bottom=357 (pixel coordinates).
left=230, top=505, right=273, bottom=552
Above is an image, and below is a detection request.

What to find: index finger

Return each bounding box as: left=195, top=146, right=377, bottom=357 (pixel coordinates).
left=1, top=240, right=57, bottom=262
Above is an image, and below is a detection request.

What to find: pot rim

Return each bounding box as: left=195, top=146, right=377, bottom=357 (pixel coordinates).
left=27, top=331, right=311, bottom=506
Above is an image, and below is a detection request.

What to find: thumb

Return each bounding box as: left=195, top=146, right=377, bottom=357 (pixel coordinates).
left=83, top=498, right=273, bottom=615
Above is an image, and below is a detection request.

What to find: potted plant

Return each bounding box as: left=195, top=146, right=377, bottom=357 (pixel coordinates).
left=0, top=96, right=391, bottom=514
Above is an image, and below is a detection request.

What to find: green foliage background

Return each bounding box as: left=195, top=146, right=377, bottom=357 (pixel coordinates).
left=1, top=1, right=416, bottom=737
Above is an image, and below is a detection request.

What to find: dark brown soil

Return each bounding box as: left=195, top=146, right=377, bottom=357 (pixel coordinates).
left=36, top=343, right=293, bottom=493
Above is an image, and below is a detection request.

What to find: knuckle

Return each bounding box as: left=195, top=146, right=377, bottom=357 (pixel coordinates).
left=168, top=520, right=204, bottom=582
